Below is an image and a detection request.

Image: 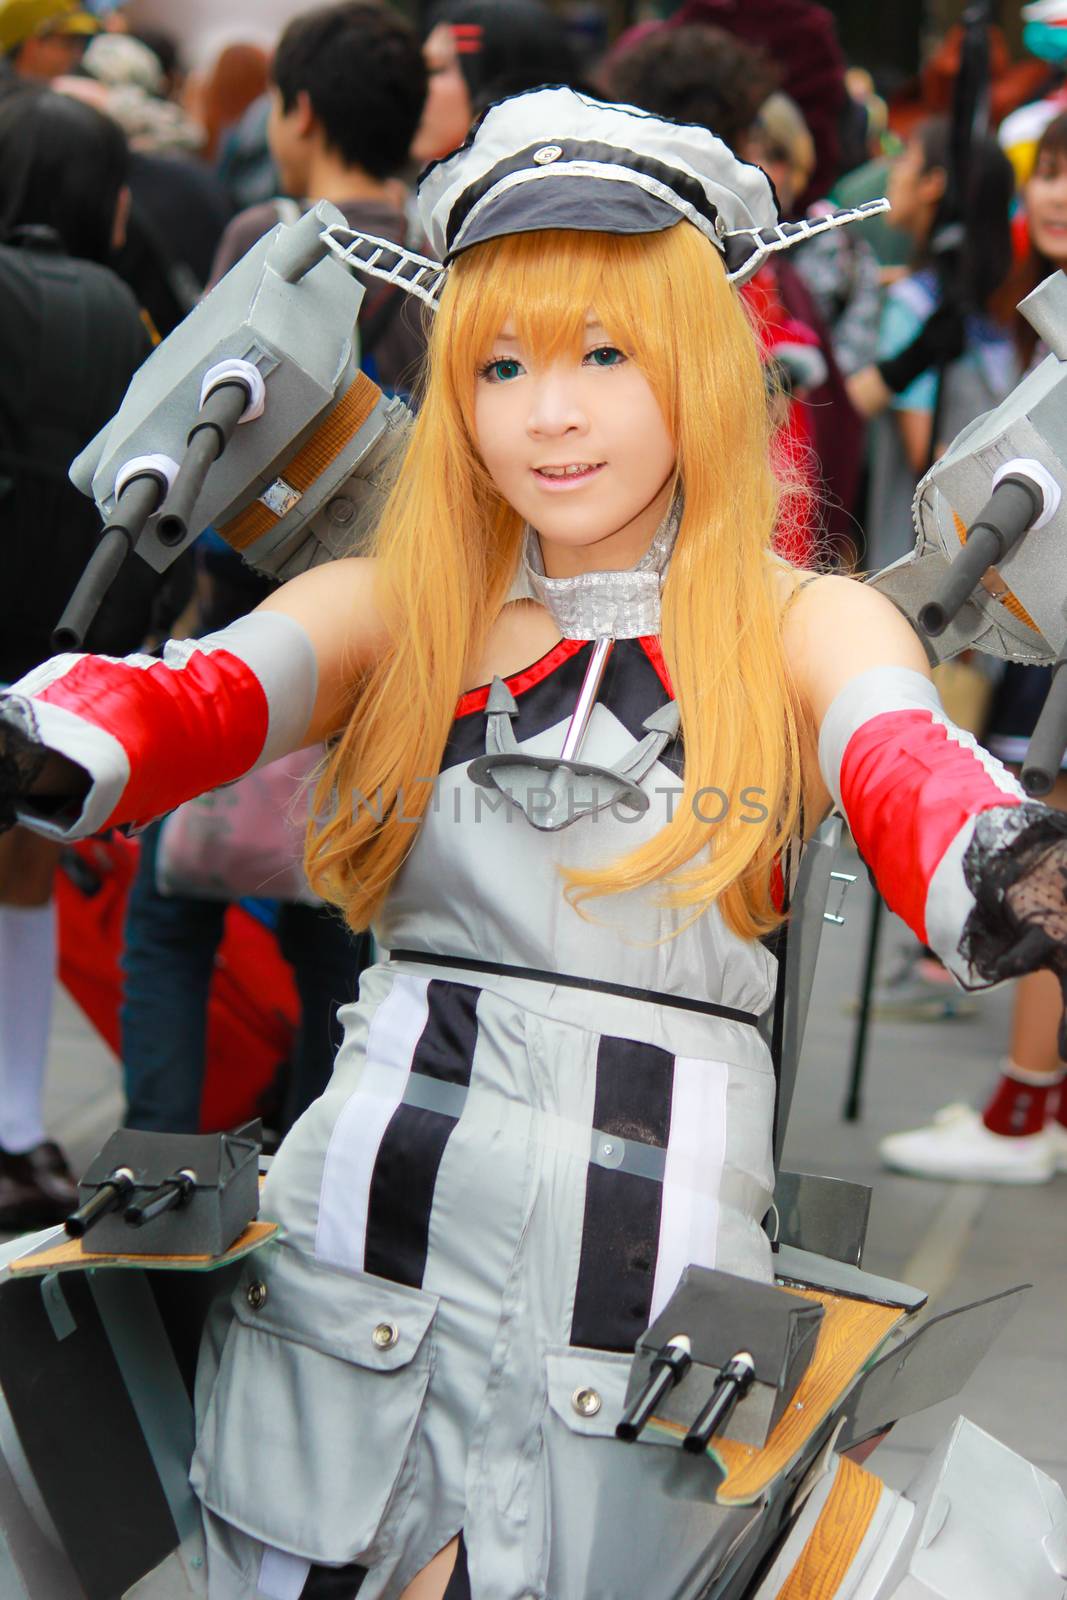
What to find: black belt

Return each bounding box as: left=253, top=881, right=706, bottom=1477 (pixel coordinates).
left=388, top=949, right=761, bottom=1028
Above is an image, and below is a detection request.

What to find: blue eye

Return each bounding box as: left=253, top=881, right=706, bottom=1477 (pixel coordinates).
left=585, top=345, right=626, bottom=369
left=479, top=357, right=525, bottom=383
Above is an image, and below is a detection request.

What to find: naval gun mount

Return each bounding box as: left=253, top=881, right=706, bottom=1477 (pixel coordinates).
left=872, top=269, right=1067, bottom=793
left=54, top=201, right=420, bottom=650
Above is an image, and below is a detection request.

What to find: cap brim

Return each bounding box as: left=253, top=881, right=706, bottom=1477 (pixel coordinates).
left=41, top=10, right=99, bottom=35
left=448, top=176, right=684, bottom=261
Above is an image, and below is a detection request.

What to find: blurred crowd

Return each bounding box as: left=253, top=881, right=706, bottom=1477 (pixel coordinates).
left=2, top=0, right=1067, bottom=1229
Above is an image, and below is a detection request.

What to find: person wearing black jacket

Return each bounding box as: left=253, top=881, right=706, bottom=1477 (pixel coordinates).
left=0, top=85, right=187, bottom=1228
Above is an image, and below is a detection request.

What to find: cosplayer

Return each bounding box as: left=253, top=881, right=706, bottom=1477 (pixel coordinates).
left=3, top=89, right=1067, bottom=1599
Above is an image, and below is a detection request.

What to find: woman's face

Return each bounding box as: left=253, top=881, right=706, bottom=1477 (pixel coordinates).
left=411, top=24, right=473, bottom=166
left=473, top=313, right=677, bottom=576
left=886, top=136, right=943, bottom=240
left=1026, top=146, right=1067, bottom=266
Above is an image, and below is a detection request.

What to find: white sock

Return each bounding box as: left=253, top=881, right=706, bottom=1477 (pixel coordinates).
left=1001, top=1056, right=1066, bottom=1087
left=0, top=901, right=56, bottom=1152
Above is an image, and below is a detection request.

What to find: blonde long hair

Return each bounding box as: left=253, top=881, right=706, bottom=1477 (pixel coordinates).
left=305, top=222, right=802, bottom=940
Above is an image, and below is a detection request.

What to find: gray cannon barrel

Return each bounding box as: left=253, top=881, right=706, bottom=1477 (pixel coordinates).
left=52, top=470, right=169, bottom=651
left=154, top=377, right=253, bottom=548
left=919, top=474, right=1043, bottom=638
left=1021, top=655, right=1067, bottom=796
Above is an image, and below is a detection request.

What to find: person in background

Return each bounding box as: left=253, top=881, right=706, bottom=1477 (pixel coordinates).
left=664, top=0, right=847, bottom=210
left=838, top=120, right=1017, bottom=1025
left=998, top=0, right=1067, bottom=186
left=600, top=19, right=777, bottom=163
left=847, top=118, right=1017, bottom=571
left=208, top=0, right=427, bottom=392
left=0, top=86, right=179, bottom=1228
left=185, top=39, right=269, bottom=166
left=744, top=89, right=876, bottom=560
left=604, top=25, right=859, bottom=566
left=214, top=93, right=275, bottom=212
left=412, top=0, right=581, bottom=166
left=0, top=0, right=96, bottom=83
left=753, top=93, right=883, bottom=383
left=880, top=113, right=1067, bottom=1185
left=119, top=1, right=431, bottom=1144
left=56, top=41, right=235, bottom=308
left=79, top=30, right=202, bottom=155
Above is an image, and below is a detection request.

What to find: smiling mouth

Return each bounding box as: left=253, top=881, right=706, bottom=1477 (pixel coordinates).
left=533, top=463, right=606, bottom=484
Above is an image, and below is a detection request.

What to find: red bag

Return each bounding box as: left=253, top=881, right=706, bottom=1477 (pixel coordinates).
left=55, top=835, right=298, bottom=1131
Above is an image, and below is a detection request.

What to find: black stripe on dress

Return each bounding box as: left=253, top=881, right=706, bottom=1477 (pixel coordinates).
left=570, top=1034, right=675, bottom=1353
left=300, top=1561, right=368, bottom=1597
left=363, top=978, right=480, bottom=1287
left=599, top=637, right=683, bottom=776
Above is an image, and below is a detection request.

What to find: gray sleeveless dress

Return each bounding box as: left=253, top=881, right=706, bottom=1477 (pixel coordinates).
left=191, top=634, right=780, bottom=1600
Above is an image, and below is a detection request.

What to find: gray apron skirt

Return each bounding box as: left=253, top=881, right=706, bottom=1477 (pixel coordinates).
left=191, top=638, right=780, bottom=1599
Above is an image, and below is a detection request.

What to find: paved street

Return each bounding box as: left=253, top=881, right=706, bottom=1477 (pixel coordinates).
left=15, top=834, right=1067, bottom=1592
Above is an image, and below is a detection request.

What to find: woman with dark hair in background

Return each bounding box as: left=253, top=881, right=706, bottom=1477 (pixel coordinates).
left=848, top=117, right=1018, bottom=571
left=0, top=85, right=178, bottom=1229
left=412, top=0, right=581, bottom=165
left=0, top=77, right=130, bottom=259
left=841, top=120, right=1019, bottom=1029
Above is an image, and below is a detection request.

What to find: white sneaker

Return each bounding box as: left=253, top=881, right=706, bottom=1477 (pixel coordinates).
left=878, top=1103, right=1057, bottom=1184
left=1045, top=1118, right=1067, bottom=1174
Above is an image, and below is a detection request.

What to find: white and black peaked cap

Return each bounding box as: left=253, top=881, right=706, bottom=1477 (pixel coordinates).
left=319, top=86, right=887, bottom=303
left=415, top=85, right=888, bottom=285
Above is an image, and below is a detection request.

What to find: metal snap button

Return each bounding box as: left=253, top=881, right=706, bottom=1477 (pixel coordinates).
left=597, top=1135, right=624, bottom=1169
left=533, top=144, right=563, bottom=165
left=572, top=1385, right=602, bottom=1418
left=245, top=1280, right=267, bottom=1311
left=372, top=1320, right=399, bottom=1351
left=326, top=494, right=354, bottom=526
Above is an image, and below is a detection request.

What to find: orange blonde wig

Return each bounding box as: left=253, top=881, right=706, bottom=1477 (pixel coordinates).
left=305, top=222, right=803, bottom=941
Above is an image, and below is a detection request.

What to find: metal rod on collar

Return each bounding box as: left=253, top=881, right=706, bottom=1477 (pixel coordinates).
left=560, top=636, right=614, bottom=761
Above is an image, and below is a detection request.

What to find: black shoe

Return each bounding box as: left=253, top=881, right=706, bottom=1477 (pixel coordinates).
left=0, top=1141, right=79, bottom=1231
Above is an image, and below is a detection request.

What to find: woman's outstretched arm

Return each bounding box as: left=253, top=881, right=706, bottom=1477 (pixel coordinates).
left=0, top=557, right=386, bottom=840
left=784, top=573, right=1030, bottom=989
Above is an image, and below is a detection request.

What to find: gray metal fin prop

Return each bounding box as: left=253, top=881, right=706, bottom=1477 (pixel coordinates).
left=839, top=1284, right=1029, bottom=1451
left=774, top=1243, right=928, bottom=1311
left=765, top=816, right=843, bottom=1168
left=771, top=1170, right=872, bottom=1268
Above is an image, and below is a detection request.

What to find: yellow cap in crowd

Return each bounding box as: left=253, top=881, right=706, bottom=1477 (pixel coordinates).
left=0, top=0, right=99, bottom=54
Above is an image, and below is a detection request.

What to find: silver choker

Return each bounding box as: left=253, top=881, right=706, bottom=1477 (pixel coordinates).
left=509, top=496, right=682, bottom=640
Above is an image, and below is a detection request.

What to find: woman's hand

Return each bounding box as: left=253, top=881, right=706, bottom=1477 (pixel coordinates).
left=0, top=696, right=50, bottom=832
left=0, top=696, right=89, bottom=831
left=961, top=804, right=1067, bottom=1052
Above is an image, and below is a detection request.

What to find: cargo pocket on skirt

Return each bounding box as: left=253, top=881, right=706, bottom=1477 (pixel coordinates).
left=192, top=1241, right=438, bottom=1565
left=540, top=1346, right=734, bottom=1598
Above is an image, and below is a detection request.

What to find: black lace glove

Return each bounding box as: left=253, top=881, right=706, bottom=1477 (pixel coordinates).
left=960, top=803, right=1067, bottom=1053
left=0, top=695, right=49, bottom=833
left=875, top=302, right=966, bottom=395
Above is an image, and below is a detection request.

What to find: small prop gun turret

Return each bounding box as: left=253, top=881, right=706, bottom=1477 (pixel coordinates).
left=616, top=1266, right=823, bottom=1458
left=65, top=1122, right=261, bottom=1257
left=872, top=270, right=1067, bottom=793
left=56, top=201, right=414, bottom=648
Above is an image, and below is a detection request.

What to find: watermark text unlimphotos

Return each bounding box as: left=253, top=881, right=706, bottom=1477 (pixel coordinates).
left=349, top=779, right=769, bottom=827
